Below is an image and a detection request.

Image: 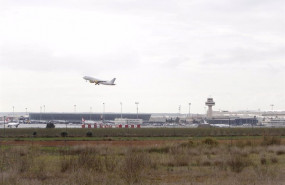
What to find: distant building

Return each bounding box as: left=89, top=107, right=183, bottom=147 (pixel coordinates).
left=114, top=118, right=143, bottom=125
left=29, top=113, right=151, bottom=123
left=206, top=117, right=258, bottom=126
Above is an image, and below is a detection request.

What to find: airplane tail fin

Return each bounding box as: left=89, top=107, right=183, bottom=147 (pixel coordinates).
left=110, top=78, right=116, bottom=84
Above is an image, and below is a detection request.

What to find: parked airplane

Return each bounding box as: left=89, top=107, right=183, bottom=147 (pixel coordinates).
left=200, top=119, right=228, bottom=128
left=83, top=76, right=116, bottom=85
left=7, top=121, right=20, bottom=128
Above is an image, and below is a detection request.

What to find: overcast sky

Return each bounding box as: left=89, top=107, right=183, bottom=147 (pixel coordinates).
left=0, top=0, right=284, bottom=114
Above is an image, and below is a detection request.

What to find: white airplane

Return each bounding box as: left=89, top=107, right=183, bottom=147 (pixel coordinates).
left=7, top=121, right=20, bottom=128
left=83, top=76, right=116, bottom=85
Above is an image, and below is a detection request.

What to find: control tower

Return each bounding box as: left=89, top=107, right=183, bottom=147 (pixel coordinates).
left=205, top=97, right=215, bottom=118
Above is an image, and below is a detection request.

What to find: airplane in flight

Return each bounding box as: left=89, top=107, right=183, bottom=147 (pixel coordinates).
left=83, top=76, right=116, bottom=85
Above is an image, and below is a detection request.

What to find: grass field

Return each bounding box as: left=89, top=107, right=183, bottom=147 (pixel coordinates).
left=0, top=128, right=285, bottom=185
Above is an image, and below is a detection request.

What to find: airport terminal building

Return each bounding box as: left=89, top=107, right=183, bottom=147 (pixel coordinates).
left=29, top=113, right=151, bottom=123
left=206, top=117, right=258, bottom=126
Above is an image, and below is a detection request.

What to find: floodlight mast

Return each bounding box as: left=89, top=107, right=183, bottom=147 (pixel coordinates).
left=103, top=103, right=105, bottom=122
left=135, top=102, right=139, bottom=119
left=188, top=103, right=191, bottom=118
left=120, top=102, right=123, bottom=118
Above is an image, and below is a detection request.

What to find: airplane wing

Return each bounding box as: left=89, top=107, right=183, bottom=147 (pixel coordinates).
left=94, top=80, right=107, bottom=83
left=93, top=79, right=107, bottom=84
left=88, top=77, right=106, bottom=84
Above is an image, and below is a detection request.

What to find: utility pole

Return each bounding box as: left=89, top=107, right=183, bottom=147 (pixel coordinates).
left=120, top=102, right=123, bottom=119
left=12, top=106, right=14, bottom=121
left=40, top=106, right=42, bottom=122
left=270, top=104, right=274, bottom=111
left=188, top=103, right=191, bottom=117
left=229, top=118, right=232, bottom=146
left=103, top=103, right=105, bottom=122
left=3, top=116, right=5, bottom=138
left=90, top=107, right=92, bottom=120
left=135, top=102, right=139, bottom=119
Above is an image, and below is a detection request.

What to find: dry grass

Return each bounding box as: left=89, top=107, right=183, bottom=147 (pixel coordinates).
left=0, top=138, right=285, bottom=185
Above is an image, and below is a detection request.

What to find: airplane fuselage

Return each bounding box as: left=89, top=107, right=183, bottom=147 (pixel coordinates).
left=7, top=122, right=20, bottom=128
left=83, top=76, right=116, bottom=85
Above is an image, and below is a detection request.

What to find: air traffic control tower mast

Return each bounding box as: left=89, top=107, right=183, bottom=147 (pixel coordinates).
left=205, top=97, right=215, bottom=118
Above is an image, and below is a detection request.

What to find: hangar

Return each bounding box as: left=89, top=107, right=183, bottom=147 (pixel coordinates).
left=29, top=113, right=151, bottom=123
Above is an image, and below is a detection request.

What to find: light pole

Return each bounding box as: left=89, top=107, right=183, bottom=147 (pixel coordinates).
left=12, top=106, right=14, bottom=121
left=43, top=105, right=45, bottom=113
left=74, top=105, right=76, bottom=113
left=229, top=118, right=232, bottom=146
left=135, top=102, right=139, bottom=119
left=90, top=107, right=92, bottom=120
left=188, top=103, right=191, bottom=117
left=40, top=106, right=42, bottom=122
left=25, top=108, right=27, bottom=115
left=3, top=116, right=6, bottom=137
left=270, top=104, right=274, bottom=111
left=120, top=102, right=123, bottom=119
left=103, top=103, right=105, bottom=122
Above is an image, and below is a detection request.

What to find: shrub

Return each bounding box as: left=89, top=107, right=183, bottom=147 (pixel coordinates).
left=173, top=154, right=189, bottom=166
left=46, top=123, right=55, bottom=128
left=104, top=155, right=118, bottom=172
left=148, top=146, right=170, bottom=153
left=179, top=140, right=195, bottom=148
left=276, top=150, right=285, bottom=155
left=262, top=136, right=281, bottom=146
left=202, top=138, right=218, bottom=146
left=120, top=150, right=149, bottom=184
left=236, top=140, right=253, bottom=148
left=270, top=156, right=278, bottom=164
left=260, top=156, right=267, bottom=165
left=61, top=158, right=74, bottom=172
left=86, top=131, right=93, bottom=137
left=213, top=159, right=226, bottom=170
left=227, top=154, right=252, bottom=173
left=76, top=152, right=104, bottom=172
left=32, top=131, right=37, bottom=137
left=61, top=132, right=68, bottom=137
left=202, top=160, right=211, bottom=166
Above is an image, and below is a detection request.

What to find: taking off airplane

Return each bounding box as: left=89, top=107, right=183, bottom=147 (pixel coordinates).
left=83, top=76, right=116, bottom=85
